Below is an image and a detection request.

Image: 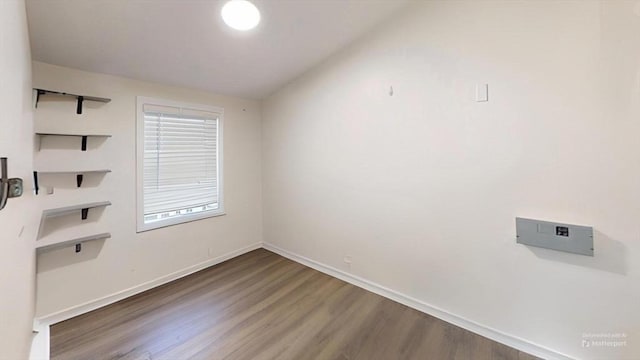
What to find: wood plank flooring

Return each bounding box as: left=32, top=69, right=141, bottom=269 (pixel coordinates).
left=51, top=249, right=540, bottom=360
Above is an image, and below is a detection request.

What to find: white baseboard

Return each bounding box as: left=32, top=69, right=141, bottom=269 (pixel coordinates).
left=35, top=242, right=262, bottom=326
left=263, top=242, right=574, bottom=360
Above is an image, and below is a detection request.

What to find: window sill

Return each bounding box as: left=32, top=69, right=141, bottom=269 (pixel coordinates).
left=136, top=210, right=226, bottom=233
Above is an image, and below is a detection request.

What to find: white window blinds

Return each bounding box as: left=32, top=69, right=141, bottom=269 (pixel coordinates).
left=141, top=102, right=221, bottom=226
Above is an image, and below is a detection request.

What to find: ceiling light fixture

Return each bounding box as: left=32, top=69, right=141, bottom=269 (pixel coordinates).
left=221, top=0, right=261, bottom=31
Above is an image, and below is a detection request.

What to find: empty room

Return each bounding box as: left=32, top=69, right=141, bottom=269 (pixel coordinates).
left=0, top=0, right=638, bottom=359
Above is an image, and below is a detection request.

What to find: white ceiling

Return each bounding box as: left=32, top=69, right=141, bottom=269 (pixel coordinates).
left=26, top=0, right=410, bottom=99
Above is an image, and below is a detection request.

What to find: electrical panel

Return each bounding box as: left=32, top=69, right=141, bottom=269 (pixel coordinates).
left=516, top=217, right=594, bottom=256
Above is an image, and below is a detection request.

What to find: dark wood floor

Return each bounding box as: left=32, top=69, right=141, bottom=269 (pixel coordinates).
left=51, top=249, right=539, bottom=360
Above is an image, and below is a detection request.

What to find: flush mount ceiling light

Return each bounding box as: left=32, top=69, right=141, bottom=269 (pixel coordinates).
left=221, top=0, right=261, bottom=31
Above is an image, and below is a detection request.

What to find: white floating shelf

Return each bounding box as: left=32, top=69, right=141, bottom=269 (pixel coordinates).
left=35, top=133, right=112, bottom=137
left=37, top=201, right=112, bottom=239
left=34, top=88, right=111, bottom=115
left=36, top=233, right=111, bottom=254
left=41, top=201, right=111, bottom=219
left=35, top=169, right=111, bottom=175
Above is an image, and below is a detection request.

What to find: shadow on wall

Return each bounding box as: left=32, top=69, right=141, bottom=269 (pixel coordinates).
left=38, top=206, right=107, bottom=239
left=37, top=134, right=108, bottom=151
left=35, top=172, right=108, bottom=192
left=525, top=230, right=627, bottom=275
left=37, top=239, right=106, bottom=273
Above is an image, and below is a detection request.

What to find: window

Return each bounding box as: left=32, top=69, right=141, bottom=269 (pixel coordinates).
left=136, top=97, right=224, bottom=232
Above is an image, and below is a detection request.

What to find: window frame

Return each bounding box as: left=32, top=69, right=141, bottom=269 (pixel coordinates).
left=136, top=96, right=225, bottom=233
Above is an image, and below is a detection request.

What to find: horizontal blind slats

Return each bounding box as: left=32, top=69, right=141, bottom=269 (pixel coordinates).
left=143, top=108, right=219, bottom=220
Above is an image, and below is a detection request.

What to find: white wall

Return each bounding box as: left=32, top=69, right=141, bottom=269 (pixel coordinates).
left=0, top=0, right=36, bottom=359
left=32, top=62, right=262, bottom=318
left=262, top=1, right=640, bottom=359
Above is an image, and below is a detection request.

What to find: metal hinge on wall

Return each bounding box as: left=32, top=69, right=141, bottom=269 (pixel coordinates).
left=0, top=157, right=24, bottom=211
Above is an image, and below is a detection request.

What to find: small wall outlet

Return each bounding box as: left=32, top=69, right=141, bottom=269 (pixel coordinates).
left=475, top=83, right=489, bottom=102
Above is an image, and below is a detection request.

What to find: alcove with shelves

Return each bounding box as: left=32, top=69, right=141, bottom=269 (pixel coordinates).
left=33, top=88, right=113, bottom=256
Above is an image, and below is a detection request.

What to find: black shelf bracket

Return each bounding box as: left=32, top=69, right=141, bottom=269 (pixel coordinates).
left=33, top=171, right=39, bottom=195
left=76, top=96, right=84, bottom=114
left=81, top=136, right=88, bottom=151
left=76, top=174, right=84, bottom=188
left=81, top=208, right=89, bottom=220
left=35, top=89, right=44, bottom=109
